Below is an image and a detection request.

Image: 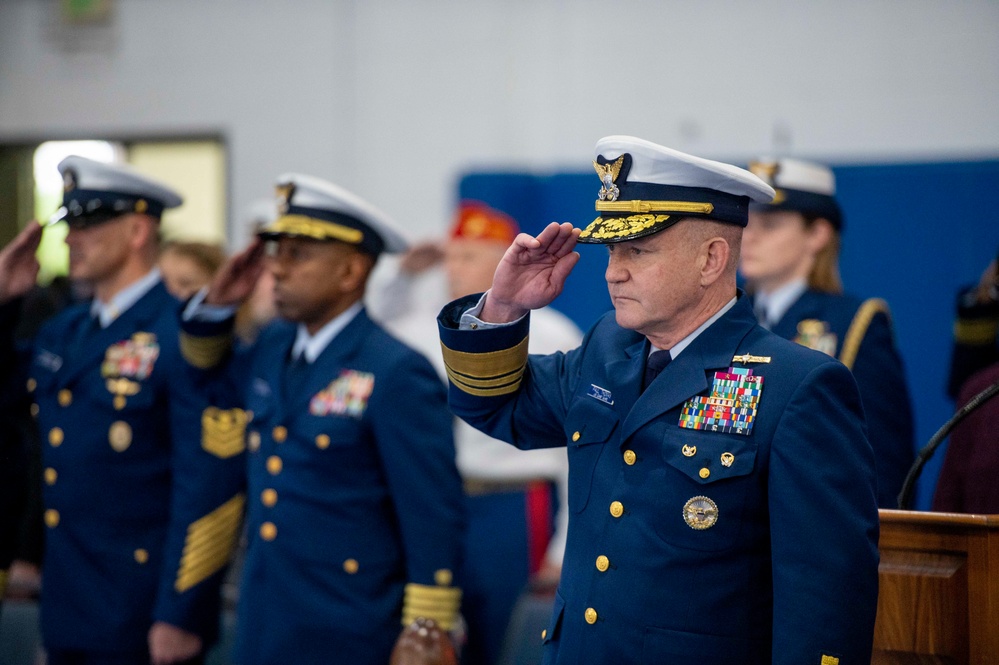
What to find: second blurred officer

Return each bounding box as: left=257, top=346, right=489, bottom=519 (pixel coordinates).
left=742, top=158, right=915, bottom=507
left=30, top=157, right=245, bottom=665
left=181, top=174, right=465, bottom=665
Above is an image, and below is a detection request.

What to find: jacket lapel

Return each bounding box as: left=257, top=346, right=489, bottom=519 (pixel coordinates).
left=619, top=298, right=758, bottom=443
left=284, top=308, right=371, bottom=417
left=54, top=283, right=170, bottom=388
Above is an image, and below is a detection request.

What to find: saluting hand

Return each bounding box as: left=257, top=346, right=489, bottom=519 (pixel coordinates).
left=0, top=221, right=43, bottom=304
left=204, top=238, right=267, bottom=306
left=480, top=222, right=581, bottom=323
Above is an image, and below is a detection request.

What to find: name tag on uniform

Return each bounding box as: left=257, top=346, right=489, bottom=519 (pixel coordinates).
left=586, top=383, right=614, bottom=405
left=310, top=370, right=375, bottom=418
left=37, top=349, right=63, bottom=372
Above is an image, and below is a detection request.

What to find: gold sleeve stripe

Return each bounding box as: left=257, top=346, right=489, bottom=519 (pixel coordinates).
left=202, top=407, right=248, bottom=458
left=175, top=494, right=245, bottom=593
left=954, top=318, right=999, bottom=345
left=179, top=331, right=232, bottom=370
left=402, top=583, right=462, bottom=630
left=839, top=298, right=890, bottom=371
left=440, top=336, right=529, bottom=397
left=444, top=366, right=526, bottom=397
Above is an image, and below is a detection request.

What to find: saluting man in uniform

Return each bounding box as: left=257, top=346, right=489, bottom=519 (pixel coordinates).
left=437, top=136, right=880, bottom=665
left=28, top=157, right=246, bottom=665
left=180, top=174, right=465, bottom=665
left=741, top=158, right=914, bottom=507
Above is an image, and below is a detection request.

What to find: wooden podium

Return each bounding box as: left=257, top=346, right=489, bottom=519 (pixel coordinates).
left=873, top=510, right=999, bottom=664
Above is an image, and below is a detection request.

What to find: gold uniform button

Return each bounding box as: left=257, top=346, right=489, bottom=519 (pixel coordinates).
left=571, top=431, right=581, bottom=442
left=113, top=395, right=127, bottom=410
left=609, top=501, right=624, bottom=518
left=541, top=629, right=547, bottom=640
left=315, top=434, right=330, bottom=449
left=45, top=509, right=60, bottom=528
left=272, top=426, right=288, bottom=443
left=699, top=467, right=710, bottom=479
left=595, top=555, right=610, bottom=572
left=343, top=559, right=359, bottom=574
left=260, top=522, right=277, bottom=541
left=109, top=421, right=132, bottom=452
left=44, top=468, right=58, bottom=485
left=58, top=389, right=72, bottom=407
left=266, top=455, right=283, bottom=475
left=261, top=488, right=278, bottom=507
left=134, top=549, right=149, bottom=564
left=623, top=450, right=637, bottom=465
left=30, top=403, right=39, bottom=418
left=49, top=428, right=64, bottom=447
left=584, top=608, right=598, bottom=624
left=26, top=378, right=37, bottom=392
left=434, top=569, right=453, bottom=586
left=248, top=431, right=261, bottom=452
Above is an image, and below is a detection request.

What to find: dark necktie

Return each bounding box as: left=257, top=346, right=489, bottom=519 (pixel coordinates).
left=284, top=352, right=311, bottom=396
left=643, top=350, right=671, bottom=391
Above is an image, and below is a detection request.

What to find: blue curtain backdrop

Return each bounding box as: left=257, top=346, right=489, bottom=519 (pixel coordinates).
left=458, top=159, right=999, bottom=511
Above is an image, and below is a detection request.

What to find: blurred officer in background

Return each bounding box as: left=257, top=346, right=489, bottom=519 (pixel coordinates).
left=180, top=173, right=465, bottom=665
left=158, top=241, right=226, bottom=301
left=742, top=157, right=914, bottom=508
left=372, top=201, right=582, bottom=665
left=933, top=252, right=999, bottom=513
left=26, top=156, right=245, bottom=665
left=437, top=136, right=879, bottom=665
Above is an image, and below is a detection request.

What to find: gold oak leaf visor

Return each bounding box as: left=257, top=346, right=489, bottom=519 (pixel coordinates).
left=577, top=183, right=752, bottom=244
left=258, top=205, right=385, bottom=256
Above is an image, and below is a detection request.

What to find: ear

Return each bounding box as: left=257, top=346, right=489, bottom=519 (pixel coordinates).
left=806, top=218, right=835, bottom=254
left=698, top=236, right=731, bottom=287
left=126, top=214, right=156, bottom=251
left=340, top=250, right=374, bottom=292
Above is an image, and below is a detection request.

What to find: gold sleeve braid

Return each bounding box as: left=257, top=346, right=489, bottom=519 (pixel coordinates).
left=402, top=583, right=462, bottom=630
left=179, top=331, right=232, bottom=370
left=954, top=317, right=999, bottom=345
left=201, top=407, right=248, bottom=458
left=175, top=494, right=245, bottom=592
left=838, top=298, right=890, bottom=371
left=440, top=336, right=530, bottom=397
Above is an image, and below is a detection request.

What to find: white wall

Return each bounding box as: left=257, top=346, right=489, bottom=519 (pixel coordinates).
left=2, top=0, right=997, bottom=246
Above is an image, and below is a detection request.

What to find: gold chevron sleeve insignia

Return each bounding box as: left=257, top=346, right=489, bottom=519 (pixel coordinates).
left=179, top=331, right=232, bottom=370
left=402, top=582, right=462, bottom=630
left=202, top=407, right=248, bottom=458
left=175, top=493, right=245, bottom=593
left=440, top=336, right=529, bottom=397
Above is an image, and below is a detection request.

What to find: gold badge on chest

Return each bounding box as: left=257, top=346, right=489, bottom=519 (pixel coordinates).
left=683, top=495, right=718, bottom=530
left=109, top=420, right=132, bottom=452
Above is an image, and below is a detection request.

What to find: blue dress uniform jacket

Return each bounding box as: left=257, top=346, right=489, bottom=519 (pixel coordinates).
left=765, top=290, right=914, bottom=508
left=439, top=294, right=880, bottom=665
left=29, top=282, right=245, bottom=655
left=184, top=308, right=464, bottom=665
